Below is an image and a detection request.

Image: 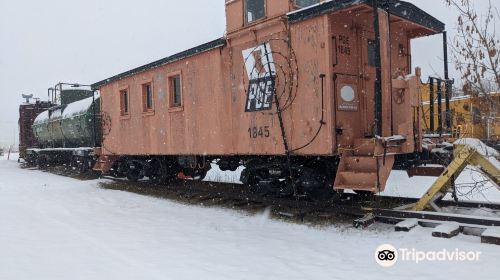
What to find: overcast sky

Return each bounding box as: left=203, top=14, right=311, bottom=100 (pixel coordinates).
left=0, top=0, right=490, bottom=148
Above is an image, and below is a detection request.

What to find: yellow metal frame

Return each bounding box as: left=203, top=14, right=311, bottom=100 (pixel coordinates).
left=413, top=144, right=500, bottom=211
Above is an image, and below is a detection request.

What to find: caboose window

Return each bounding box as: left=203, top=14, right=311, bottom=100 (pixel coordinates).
left=245, top=0, right=265, bottom=24
left=169, top=75, right=182, bottom=108
left=120, top=89, right=129, bottom=116
left=142, top=82, right=154, bottom=112
left=295, top=0, right=320, bottom=8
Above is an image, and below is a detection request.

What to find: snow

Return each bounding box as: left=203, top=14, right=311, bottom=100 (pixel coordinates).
left=33, top=96, right=95, bottom=125
left=286, top=0, right=332, bottom=15
left=377, top=135, right=406, bottom=142
left=286, top=0, right=362, bottom=16
left=482, top=228, right=500, bottom=239
left=204, top=164, right=244, bottom=184
left=454, top=138, right=500, bottom=169
left=396, top=219, right=419, bottom=229
left=433, top=223, right=460, bottom=235
left=33, top=110, right=50, bottom=124
left=0, top=152, right=19, bottom=161
left=1, top=156, right=500, bottom=279
left=395, top=219, right=419, bottom=231
left=28, top=147, right=94, bottom=153
left=62, top=96, right=95, bottom=118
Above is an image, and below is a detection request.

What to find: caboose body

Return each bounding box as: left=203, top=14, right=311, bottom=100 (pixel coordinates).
left=93, top=0, right=445, bottom=196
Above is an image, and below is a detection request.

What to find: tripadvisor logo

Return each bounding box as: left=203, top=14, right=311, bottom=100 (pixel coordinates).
left=375, top=244, right=481, bottom=267
left=375, top=244, right=398, bottom=267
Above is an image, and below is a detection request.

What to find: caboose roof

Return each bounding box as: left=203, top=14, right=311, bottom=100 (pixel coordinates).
left=93, top=0, right=444, bottom=90
left=91, top=38, right=226, bottom=90
left=288, top=0, right=445, bottom=33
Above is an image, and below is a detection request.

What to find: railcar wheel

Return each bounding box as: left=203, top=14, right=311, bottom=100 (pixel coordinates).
left=240, top=159, right=270, bottom=195
left=300, top=159, right=340, bottom=202
left=148, top=160, right=171, bottom=184
left=79, top=157, right=91, bottom=174
left=109, top=161, right=126, bottom=178
left=37, top=154, right=50, bottom=169
left=70, top=156, right=88, bottom=174
left=126, top=161, right=144, bottom=182
left=148, top=159, right=163, bottom=184
left=126, top=169, right=142, bottom=182
left=148, top=159, right=182, bottom=184
left=26, top=154, right=38, bottom=167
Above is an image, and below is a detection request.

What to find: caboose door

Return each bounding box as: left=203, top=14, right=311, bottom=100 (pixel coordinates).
left=332, top=31, right=364, bottom=148
left=332, top=26, right=380, bottom=149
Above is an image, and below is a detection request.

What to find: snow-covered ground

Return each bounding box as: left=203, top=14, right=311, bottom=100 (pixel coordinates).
left=1, top=154, right=499, bottom=279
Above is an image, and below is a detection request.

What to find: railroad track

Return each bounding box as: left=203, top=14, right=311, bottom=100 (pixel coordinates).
left=100, top=178, right=366, bottom=225
left=25, top=164, right=500, bottom=244
left=100, top=177, right=500, bottom=243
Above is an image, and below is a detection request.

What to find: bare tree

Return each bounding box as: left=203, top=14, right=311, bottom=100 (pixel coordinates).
left=446, top=0, right=500, bottom=101
left=445, top=0, right=500, bottom=143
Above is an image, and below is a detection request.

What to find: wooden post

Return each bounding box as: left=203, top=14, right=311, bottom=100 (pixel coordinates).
left=7, top=145, right=12, bottom=160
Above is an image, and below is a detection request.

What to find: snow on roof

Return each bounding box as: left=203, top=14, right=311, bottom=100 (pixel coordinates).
left=33, top=110, right=50, bottom=125
left=62, top=96, right=94, bottom=118
left=33, top=96, right=95, bottom=125
left=286, top=0, right=335, bottom=15
left=287, top=0, right=445, bottom=33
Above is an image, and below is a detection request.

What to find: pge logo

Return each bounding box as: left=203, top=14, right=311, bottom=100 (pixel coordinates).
left=375, top=244, right=398, bottom=267
left=242, top=43, right=276, bottom=112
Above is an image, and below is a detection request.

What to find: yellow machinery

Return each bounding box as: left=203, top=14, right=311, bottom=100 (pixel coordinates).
left=421, top=82, right=500, bottom=142
left=412, top=143, right=500, bottom=211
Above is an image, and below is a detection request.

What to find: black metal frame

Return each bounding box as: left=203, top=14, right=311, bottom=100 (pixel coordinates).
left=372, top=0, right=383, bottom=136
left=427, top=31, right=454, bottom=135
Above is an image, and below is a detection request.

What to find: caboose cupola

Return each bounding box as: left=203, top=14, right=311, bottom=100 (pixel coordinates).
left=225, top=0, right=323, bottom=34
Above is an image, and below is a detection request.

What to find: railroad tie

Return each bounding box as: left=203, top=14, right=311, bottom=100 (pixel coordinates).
left=432, top=223, right=461, bottom=239
left=481, top=228, right=500, bottom=245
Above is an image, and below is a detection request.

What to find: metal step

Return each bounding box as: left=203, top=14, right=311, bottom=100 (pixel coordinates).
left=334, top=153, right=395, bottom=192
left=336, top=171, right=378, bottom=191
left=343, top=156, right=378, bottom=173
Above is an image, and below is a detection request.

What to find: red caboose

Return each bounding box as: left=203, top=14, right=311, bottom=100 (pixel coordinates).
left=93, top=0, right=445, bottom=198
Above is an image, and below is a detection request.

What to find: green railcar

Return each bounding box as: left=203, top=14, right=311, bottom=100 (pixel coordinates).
left=32, top=96, right=101, bottom=149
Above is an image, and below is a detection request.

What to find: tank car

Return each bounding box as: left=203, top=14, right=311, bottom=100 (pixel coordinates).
left=91, top=0, right=447, bottom=198
left=24, top=85, right=101, bottom=172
